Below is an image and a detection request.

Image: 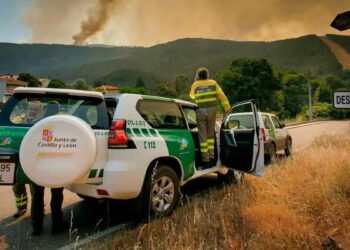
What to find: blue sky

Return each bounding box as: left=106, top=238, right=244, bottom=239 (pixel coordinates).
left=0, top=0, right=31, bottom=43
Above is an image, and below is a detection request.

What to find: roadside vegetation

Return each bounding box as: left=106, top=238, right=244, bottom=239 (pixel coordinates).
left=87, top=134, right=350, bottom=249
left=18, top=57, right=350, bottom=121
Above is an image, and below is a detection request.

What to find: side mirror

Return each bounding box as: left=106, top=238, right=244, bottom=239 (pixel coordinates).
left=227, top=119, right=240, bottom=129
left=280, top=122, right=285, bottom=128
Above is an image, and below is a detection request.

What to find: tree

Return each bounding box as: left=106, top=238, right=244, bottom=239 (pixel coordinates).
left=72, top=79, right=90, bottom=90
left=47, top=79, right=67, bottom=89
left=155, top=75, right=190, bottom=100
left=282, top=73, right=309, bottom=117
left=17, top=73, right=41, bottom=87
left=216, top=58, right=284, bottom=115
left=120, top=86, right=147, bottom=94
left=135, top=78, right=146, bottom=89
left=155, top=80, right=177, bottom=98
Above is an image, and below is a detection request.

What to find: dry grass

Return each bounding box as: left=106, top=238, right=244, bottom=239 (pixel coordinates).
left=87, top=134, right=350, bottom=250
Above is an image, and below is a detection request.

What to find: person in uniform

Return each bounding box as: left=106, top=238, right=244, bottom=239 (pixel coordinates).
left=189, top=67, right=231, bottom=169
left=30, top=100, right=69, bottom=236
left=12, top=100, right=43, bottom=218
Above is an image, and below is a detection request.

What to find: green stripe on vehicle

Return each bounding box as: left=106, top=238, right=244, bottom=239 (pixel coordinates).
left=149, top=129, right=157, bottom=137
left=98, top=169, right=104, bottom=178
left=141, top=128, right=150, bottom=137
left=132, top=128, right=142, bottom=137
left=88, top=169, right=98, bottom=178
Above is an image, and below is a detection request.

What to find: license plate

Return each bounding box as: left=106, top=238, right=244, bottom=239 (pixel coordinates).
left=0, top=163, right=15, bottom=185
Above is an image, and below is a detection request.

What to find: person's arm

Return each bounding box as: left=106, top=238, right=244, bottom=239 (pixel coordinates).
left=216, top=82, right=230, bottom=113
left=189, top=82, right=196, bottom=100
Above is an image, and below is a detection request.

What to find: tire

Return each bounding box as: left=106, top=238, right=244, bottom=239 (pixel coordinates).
left=143, top=165, right=180, bottom=218
left=20, top=115, right=97, bottom=188
left=285, top=138, right=292, bottom=157
left=265, top=143, right=276, bottom=164
left=218, top=169, right=244, bottom=185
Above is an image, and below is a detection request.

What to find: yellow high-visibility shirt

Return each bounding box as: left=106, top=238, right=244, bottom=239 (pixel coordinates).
left=189, top=79, right=230, bottom=112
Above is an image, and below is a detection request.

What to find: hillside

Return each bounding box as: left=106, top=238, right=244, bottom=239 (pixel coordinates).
left=0, top=35, right=343, bottom=87
left=326, top=34, right=350, bottom=54
left=321, top=36, right=350, bottom=70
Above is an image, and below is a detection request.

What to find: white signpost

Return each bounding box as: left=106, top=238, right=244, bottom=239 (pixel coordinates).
left=333, top=91, right=350, bottom=109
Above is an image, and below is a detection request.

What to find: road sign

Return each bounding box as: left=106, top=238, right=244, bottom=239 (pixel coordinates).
left=333, top=91, right=350, bottom=108
left=331, top=11, right=350, bottom=31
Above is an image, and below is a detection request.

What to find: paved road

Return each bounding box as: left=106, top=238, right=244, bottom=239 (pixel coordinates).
left=0, top=120, right=348, bottom=250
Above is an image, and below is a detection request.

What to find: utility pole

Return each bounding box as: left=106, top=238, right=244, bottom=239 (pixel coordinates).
left=308, top=81, right=313, bottom=120
left=307, top=69, right=313, bottom=120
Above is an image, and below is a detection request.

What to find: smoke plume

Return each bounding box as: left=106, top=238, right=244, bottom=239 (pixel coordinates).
left=72, top=0, right=115, bottom=45
left=23, top=0, right=350, bottom=46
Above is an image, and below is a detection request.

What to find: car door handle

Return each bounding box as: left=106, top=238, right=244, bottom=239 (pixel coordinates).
left=229, top=130, right=238, bottom=147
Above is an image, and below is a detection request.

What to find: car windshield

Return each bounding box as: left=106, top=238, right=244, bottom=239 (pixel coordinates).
left=0, top=93, right=109, bottom=129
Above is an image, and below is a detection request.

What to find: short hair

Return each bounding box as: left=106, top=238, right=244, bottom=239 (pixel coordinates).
left=195, top=67, right=210, bottom=81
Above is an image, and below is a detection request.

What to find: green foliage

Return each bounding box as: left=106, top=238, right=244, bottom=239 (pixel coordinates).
left=282, top=73, right=309, bottom=117
left=330, top=108, right=350, bottom=119
left=92, top=80, right=104, bottom=88
left=155, top=75, right=190, bottom=100
left=316, top=81, right=332, bottom=103
left=135, top=78, right=146, bottom=89
left=120, top=86, right=147, bottom=94
left=17, top=73, right=41, bottom=87
left=47, top=79, right=67, bottom=89
left=216, top=58, right=284, bottom=115
left=0, top=35, right=343, bottom=86
left=72, top=79, right=90, bottom=90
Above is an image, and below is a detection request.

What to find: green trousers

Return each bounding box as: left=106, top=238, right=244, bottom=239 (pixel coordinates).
left=12, top=183, right=28, bottom=209
left=196, top=106, right=217, bottom=163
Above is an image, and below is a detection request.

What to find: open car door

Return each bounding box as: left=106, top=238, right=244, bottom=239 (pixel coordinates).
left=220, top=100, right=264, bottom=177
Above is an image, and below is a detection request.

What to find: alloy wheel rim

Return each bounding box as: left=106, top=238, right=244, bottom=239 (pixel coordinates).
left=152, top=176, right=175, bottom=212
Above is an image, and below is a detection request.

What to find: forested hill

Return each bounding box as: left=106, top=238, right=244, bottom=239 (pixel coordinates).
left=0, top=34, right=345, bottom=86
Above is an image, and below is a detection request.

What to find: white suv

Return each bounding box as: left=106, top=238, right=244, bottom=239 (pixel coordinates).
left=0, top=88, right=264, bottom=216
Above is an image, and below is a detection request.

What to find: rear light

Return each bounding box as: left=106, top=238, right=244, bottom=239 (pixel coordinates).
left=97, top=189, right=109, bottom=196
left=108, top=119, right=129, bottom=148
left=260, top=128, right=267, bottom=142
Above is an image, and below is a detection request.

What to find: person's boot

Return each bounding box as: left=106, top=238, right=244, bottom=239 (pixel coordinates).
left=51, top=220, right=70, bottom=235
left=13, top=207, right=27, bottom=219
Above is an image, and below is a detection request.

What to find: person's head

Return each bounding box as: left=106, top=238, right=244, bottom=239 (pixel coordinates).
left=27, top=100, right=43, bottom=119
left=45, top=101, right=60, bottom=117
left=195, top=67, right=210, bottom=81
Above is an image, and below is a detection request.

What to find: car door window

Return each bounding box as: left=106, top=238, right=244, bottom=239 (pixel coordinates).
left=137, top=100, right=186, bottom=129
left=182, top=106, right=197, bottom=129
left=220, top=100, right=264, bottom=176
left=271, top=116, right=281, bottom=129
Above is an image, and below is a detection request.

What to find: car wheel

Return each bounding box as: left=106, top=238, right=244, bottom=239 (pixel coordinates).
left=218, top=169, right=244, bottom=185
left=143, top=165, right=180, bottom=218
left=285, top=138, right=292, bottom=157
left=266, top=143, right=276, bottom=164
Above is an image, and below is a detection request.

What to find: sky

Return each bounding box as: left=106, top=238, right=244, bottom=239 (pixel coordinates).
left=0, top=0, right=350, bottom=46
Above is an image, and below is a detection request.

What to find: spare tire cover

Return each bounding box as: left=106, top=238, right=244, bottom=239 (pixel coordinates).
left=20, top=114, right=97, bottom=188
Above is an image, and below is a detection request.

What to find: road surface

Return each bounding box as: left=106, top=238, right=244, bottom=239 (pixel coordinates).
left=0, top=120, right=348, bottom=250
